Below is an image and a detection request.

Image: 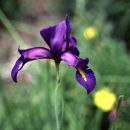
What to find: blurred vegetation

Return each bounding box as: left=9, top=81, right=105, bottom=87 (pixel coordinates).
left=0, top=0, right=130, bottom=130
left=0, top=0, right=23, bottom=20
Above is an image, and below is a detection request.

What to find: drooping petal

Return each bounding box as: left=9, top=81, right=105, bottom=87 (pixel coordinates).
left=11, top=56, right=26, bottom=82
left=61, top=52, right=78, bottom=67
left=76, top=67, right=96, bottom=93
left=11, top=47, right=53, bottom=82
left=40, top=20, right=67, bottom=54
left=18, top=47, right=53, bottom=59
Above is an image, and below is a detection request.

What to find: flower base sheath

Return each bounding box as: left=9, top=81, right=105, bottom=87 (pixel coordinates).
left=11, top=16, right=96, bottom=93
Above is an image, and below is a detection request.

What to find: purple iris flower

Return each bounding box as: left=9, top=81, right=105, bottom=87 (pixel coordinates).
left=11, top=16, right=96, bottom=93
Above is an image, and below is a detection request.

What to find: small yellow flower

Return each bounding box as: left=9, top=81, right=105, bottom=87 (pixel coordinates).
left=83, top=26, right=97, bottom=39
left=94, top=88, right=116, bottom=112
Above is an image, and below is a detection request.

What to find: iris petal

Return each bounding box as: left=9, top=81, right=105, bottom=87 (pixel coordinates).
left=40, top=21, right=67, bottom=55
left=11, top=47, right=53, bottom=82
left=67, top=37, right=79, bottom=56
left=76, top=58, right=89, bottom=68
left=40, top=27, right=53, bottom=48
left=61, top=41, right=67, bottom=52
left=66, top=15, right=71, bottom=40
left=76, top=68, right=96, bottom=93
left=61, top=52, right=78, bottom=67
left=61, top=37, right=78, bottom=55
left=68, top=47, right=79, bottom=57
left=51, top=21, right=67, bottom=53
left=69, top=37, right=77, bottom=47
left=18, top=47, right=53, bottom=59
left=11, top=56, right=26, bottom=82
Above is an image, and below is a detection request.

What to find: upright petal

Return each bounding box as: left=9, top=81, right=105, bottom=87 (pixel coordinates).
left=40, top=21, right=67, bottom=55
left=76, top=67, right=96, bottom=93
left=67, top=37, right=79, bottom=56
left=65, top=15, right=71, bottom=40
left=40, top=26, right=53, bottom=48
left=11, top=47, right=53, bottom=82
left=61, top=41, right=67, bottom=52
left=61, top=37, right=79, bottom=55
left=68, top=47, right=79, bottom=57
left=51, top=21, right=67, bottom=53
left=69, top=37, right=77, bottom=47
left=61, top=52, right=78, bottom=67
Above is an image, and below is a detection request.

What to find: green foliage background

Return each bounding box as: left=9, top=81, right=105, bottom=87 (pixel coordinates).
left=0, top=0, right=130, bottom=130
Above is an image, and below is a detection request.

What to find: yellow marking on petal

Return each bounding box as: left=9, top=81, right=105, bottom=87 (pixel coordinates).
left=78, top=68, right=87, bottom=81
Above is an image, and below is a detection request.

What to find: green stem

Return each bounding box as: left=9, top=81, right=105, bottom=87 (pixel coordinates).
left=54, top=62, right=62, bottom=130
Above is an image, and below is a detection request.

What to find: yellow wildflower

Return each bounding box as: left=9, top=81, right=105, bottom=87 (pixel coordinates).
left=94, top=88, right=116, bottom=112
left=83, top=26, right=97, bottom=39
